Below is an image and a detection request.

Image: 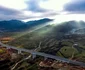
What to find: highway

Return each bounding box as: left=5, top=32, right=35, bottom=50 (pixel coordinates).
left=0, top=42, right=85, bottom=67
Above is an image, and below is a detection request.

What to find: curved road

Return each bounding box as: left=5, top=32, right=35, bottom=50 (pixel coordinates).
left=0, top=42, right=85, bottom=67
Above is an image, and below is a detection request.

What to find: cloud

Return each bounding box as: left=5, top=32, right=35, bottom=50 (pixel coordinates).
left=25, top=0, right=49, bottom=13
left=23, top=0, right=57, bottom=19
left=0, top=0, right=27, bottom=10
left=0, top=6, right=29, bottom=21
left=0, top=6, right=21, bottom=15
left=0, top=13, right=27, bottom=21
left=64, top=0, right=85, bottom=14
left=0, top=0, right=57, bottom=21
left=0, top=5, right=57, bottom=21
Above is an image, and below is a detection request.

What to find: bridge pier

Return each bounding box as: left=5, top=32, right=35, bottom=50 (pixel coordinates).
left=18, top=50, right=22, bottom=54
left=32, top=53, right=36, bottom=59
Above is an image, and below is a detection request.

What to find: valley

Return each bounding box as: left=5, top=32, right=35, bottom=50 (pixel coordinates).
left=1, top=19, right=85, bottom=70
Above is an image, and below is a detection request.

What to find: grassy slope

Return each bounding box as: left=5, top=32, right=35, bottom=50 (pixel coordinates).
left=7, top=24, right=85, bottom=62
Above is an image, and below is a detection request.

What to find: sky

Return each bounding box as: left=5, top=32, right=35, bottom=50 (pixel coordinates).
left=0, top=0, right=85, bottom=22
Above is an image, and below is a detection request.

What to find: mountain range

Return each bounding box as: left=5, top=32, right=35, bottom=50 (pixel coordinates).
left=53, top=20, right=85, bottom=34
left=0, top=18, right=85, bottom=34
left=0, top=18, right=53, bottom=32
